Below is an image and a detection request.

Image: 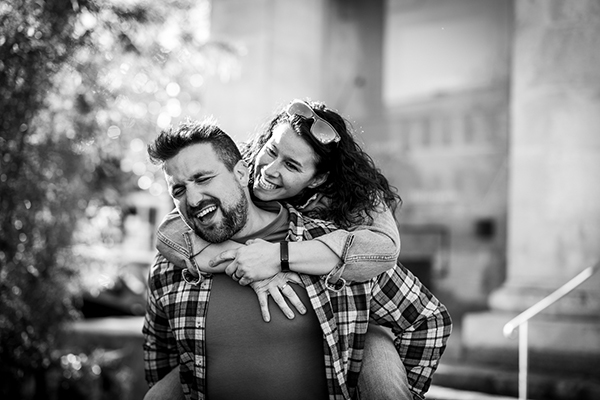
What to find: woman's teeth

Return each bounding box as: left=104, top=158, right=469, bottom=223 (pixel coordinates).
left=258, top=176, right=277, bottom=190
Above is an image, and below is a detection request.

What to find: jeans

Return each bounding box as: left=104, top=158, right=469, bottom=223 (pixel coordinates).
left=144, top=366, right=184, bottom=400
left=144, top=324, right=411, bottom=400
left=355, top=323, right=412, bottom=400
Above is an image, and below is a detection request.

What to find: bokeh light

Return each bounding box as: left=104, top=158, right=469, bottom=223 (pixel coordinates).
left=137, top=175, right=152, bottom=190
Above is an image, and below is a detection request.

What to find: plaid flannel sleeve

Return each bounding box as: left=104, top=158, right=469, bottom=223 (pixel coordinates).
left=369, top=262, right=452, bottom=400
left=142, top=255, right=180, bottom=387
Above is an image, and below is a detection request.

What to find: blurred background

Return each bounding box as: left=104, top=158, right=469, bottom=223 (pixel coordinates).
left=1, top=0, right=599, bottom=399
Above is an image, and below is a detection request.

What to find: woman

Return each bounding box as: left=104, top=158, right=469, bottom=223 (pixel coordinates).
left=150, top=99, right=412, bottom=400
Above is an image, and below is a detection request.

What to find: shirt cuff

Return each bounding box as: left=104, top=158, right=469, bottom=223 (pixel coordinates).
left=181, top=268, right=203, bottom=285
left=325, top=264, right=347, bottom=292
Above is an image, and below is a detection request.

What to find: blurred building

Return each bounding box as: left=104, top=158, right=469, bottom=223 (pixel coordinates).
left=171, top=0, right=600, bottom=385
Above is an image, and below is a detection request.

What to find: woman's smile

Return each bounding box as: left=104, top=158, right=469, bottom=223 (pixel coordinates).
left=256, top=174, right=279, bottom=191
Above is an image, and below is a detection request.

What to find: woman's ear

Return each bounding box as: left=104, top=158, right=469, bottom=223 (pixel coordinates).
left=234, top=160, right=250, bottom=186
left=308, top=173, right=328, bottom=189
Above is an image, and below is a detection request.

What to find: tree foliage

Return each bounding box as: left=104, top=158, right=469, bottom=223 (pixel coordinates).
left=0, top=0, right=234, bottom=397
left=1, top=2, right=98, bottom=393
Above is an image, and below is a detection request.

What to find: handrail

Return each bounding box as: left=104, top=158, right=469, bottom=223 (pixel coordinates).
left=503, top=261, right=599, bottom=338
left=502, top=260, right=599, bottom=400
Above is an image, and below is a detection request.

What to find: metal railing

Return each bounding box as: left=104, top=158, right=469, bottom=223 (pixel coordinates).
left=503, top=261, right=599, bottom=400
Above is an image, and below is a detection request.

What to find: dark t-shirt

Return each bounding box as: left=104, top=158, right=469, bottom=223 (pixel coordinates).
left=205, top=202, right=328, bottom=400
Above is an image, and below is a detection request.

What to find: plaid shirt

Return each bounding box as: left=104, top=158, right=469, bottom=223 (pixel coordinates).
left=143, top=205, right=452, bottom=400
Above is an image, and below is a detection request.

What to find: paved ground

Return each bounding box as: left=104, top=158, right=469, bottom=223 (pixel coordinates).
left=428, top=386, right=518, bottom=400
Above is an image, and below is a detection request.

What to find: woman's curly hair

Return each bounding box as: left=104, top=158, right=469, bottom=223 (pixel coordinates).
left=242, top=100, right=402, bottom=229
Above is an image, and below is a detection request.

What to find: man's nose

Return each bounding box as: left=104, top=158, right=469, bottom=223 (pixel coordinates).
left=187, top=187, right=204, bottom=207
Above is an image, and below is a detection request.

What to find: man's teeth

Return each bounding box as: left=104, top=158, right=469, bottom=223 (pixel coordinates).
left=259, top=176, right=277, bottom=190
left=196, top=205, right=217, bottom=219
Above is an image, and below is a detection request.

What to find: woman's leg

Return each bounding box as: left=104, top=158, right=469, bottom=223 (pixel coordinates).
left=143, top=366, right=185, bottom=400
left=356, top=323, right=413, bottom=400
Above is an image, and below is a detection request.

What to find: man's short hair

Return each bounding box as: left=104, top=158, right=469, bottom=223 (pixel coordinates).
left=147, top=118, right=242, bottom=171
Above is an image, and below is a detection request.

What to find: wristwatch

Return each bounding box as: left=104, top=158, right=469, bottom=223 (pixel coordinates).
left=280, top=241, right=290, bottom=272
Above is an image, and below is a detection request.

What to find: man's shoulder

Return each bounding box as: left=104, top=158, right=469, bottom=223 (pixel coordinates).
left=148, top=253, right=181, bottom=293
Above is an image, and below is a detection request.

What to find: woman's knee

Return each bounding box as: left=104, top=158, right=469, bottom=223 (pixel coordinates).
left=358, top=324, right=412, bottom=400
left=144, top=367, right=184, bottom=400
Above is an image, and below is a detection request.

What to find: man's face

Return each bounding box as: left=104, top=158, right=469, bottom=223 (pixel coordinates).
left=164, top=143, right=249, bottom=243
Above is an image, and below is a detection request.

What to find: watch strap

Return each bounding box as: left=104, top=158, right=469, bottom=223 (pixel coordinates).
left=280, top=241, right=290, bottom=272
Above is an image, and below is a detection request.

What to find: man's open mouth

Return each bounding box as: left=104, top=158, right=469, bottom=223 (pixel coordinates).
left=194, top=204, right=218, bottom=223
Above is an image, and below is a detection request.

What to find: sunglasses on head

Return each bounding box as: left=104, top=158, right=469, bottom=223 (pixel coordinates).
left=285, top=100, right=341, bottom=145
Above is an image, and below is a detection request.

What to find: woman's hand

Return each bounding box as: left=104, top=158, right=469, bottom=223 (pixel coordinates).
left=209, top=238, right=281, bottom=285
left=249, top=272, right=306, bottom=323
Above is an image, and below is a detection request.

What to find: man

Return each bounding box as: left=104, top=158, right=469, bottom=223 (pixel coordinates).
left=143, top=119, right=452, bottom=400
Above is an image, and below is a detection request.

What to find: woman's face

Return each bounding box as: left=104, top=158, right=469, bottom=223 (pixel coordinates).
left=252, top=122, right=326, bottom=201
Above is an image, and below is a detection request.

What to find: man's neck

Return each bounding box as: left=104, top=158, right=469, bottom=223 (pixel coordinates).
left=232, top=201, right=279, bottom=240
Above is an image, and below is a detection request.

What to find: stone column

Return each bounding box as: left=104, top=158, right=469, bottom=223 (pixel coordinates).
left=201, top=0, right=384, bottom=144
left=202, top=0, right=329, bottom=141
left=462, top=0, right=600, bottom=372
left=322, top=0, right=384, bottom=120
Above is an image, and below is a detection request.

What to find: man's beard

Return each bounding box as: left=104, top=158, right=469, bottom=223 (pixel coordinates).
left=193, top=192, right=249, bottom=243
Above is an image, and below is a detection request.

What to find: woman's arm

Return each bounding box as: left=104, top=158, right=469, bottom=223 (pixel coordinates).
left=209, top=203, right=400, bottom=284
left=211, top=202, right=400, bottom=282
left=314, top=202, right=401, bottom=282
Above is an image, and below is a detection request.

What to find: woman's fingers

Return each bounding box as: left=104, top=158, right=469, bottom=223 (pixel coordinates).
left=256, top=290, right=272, bottom=323
left=269, top=288, right=295, bottom=320
left=282, top=271, right=303, bottom=286
left=279, top=283, right=306, bottom=315
left=249, top=273, right=306, bottom=323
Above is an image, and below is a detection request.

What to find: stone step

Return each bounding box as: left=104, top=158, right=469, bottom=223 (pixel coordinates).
left=428, top=385, right=518, bottom=400
left=431, top=361, right=600, bottom=400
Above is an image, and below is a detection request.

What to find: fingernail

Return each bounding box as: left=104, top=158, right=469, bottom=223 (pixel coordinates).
left=299, top=307, right=306, bottom=314
left=208, top=261, right=213, bottom=267
left=287, top=313, right=294, bottom=320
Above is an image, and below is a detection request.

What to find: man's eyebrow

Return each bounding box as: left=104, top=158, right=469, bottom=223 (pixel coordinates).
left=191, top=170, right=210, bottom=180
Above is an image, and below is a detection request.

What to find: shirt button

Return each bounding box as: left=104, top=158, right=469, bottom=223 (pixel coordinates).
left=196, top=360, right=202, bottom=366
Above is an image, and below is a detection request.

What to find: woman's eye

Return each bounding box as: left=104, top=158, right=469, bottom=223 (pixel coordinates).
left=266, top=147, right=276, bottom=156
left=285, top=162, right=299, bottom=172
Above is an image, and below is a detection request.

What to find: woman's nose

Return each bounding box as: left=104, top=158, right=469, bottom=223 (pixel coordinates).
left=263, top=160, right=280, bottom=177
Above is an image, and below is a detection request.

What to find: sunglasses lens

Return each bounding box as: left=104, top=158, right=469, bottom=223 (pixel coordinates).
left=286, top=100, right=340, bottom=144
left=312, top=120, right=339, bottom=144
left=287, top=102, right=313, bottom=119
